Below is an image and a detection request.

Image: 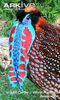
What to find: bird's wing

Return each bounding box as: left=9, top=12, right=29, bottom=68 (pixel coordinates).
left=39, top=23, right=60, bottom=76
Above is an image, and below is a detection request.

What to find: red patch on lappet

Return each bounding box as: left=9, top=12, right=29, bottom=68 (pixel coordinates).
left=9, top=26, right=16, bottom=42
left=22, top=27, right=32, bottom=52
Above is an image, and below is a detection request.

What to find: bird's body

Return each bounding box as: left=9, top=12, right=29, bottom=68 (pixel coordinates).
left=8, top=6, right=60, bottom=99
left=28, top=23, right=60, bottom=99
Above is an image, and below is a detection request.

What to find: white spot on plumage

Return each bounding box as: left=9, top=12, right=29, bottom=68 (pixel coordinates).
left=55, top=55, right=57, bottom=57
left=51, top=81, right=54, bottom=85
left=31, top=55, right=34, bottom=59
left=50, top=63, right=52, bottom=65
left=40, top=68, right=43, bottom=71
left=58, top=78, right=60, bottom=82
left=54, top=88, right=58, bottom=92
left=34, top=68, right=38, bottom=71
left=31, top=62, right=35, bottom=66
left=35, top=64, right=39, bottom=68
left=57, top=65, right=59, bottom=67
left=53, top=64, right=55, bottom=66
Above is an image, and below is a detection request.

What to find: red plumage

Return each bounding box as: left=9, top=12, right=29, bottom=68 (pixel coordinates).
left=12, top=6, right=60, bottom=99
left=23, top=6, right=60, bottom=100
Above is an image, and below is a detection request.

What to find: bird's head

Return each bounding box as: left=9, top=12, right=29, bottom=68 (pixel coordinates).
left=16, top=5, right=47, bottom=34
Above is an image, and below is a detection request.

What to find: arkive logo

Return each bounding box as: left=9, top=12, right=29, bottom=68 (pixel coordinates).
left=4, top=2, right=35, bottom=9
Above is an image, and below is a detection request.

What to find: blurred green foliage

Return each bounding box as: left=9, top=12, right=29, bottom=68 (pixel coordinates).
left=0, top=0, right=60, bottom=36
left=36, top=0, right=60, bottom=22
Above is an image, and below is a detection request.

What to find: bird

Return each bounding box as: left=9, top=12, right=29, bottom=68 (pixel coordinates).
left=8, top=6, right=60, bottom=100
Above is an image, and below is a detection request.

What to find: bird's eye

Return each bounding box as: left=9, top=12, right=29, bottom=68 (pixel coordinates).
left=27, top=17, right=29, bottom=19
left=27, top=16, right=30, bottom=20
